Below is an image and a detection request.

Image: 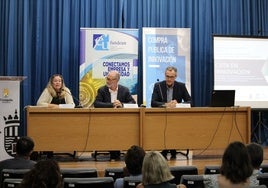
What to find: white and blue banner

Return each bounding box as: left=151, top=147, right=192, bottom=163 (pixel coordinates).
left=79, top=28, right=139, bottom=107
left=0, top=77, right=25, bottom=160
left=142, top=28, right=191, bottom=106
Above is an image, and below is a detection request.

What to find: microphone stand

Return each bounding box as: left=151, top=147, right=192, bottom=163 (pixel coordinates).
left=251, top=110, right=268, bottom=144
left=157, top=79, right=165, bottom=107
left=62, top=89, right=83, bottom=108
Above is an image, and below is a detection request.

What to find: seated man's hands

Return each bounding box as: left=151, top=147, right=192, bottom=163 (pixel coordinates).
left=165, top=100, right=178, bottom=108
left=113, top=100, right=123, bottom=108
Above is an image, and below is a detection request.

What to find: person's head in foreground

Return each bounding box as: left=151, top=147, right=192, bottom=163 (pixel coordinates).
left=18, top=159, right=62, bottom=188
left=142, top=151, right=174, bottom=185
left=219, top=141, right=253, bottom=187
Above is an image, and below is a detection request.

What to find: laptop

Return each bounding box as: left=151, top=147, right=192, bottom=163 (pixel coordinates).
left=210, top=90, right=235, bottom=107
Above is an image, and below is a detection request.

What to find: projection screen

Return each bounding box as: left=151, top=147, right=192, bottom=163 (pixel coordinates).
left=213, top=35, right=268, bottom=109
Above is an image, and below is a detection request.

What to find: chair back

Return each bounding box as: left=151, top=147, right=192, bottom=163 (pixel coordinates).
left=2, top=178, right=22, bottom=188
left=123, top=176, right=142, bottom=188
left=63, top=177, right=114, bottom=188
left=169, top=166, right=198, bottom=185
left=104, top=167, right=124, bottom=181
left=180, top=174, right=204, bottom=188
left=60, top=168, right=98, bottom=179
left=257, top=173, right=268, bottom=187
left=1, top=169, right=30, bottom=188
left=260, top=164, right=268, bottom=173
left=203, top=165, right=220, bottom=174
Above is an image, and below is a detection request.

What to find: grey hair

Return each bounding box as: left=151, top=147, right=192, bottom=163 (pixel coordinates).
left=108, top=70, right=120, bottom=81
left=165, top=66, right=177, bottom=77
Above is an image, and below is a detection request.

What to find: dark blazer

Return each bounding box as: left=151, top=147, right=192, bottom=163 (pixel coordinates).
left=151, top=80, right=191, bottom=107
left=93, top=84, right=136, bottom=108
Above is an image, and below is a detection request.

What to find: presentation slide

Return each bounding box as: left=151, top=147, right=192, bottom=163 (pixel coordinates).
left=213, top=35, right=268, bottom=109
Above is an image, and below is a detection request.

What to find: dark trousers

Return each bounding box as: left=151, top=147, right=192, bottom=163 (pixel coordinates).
left=161, top=149, right=176, bottom=158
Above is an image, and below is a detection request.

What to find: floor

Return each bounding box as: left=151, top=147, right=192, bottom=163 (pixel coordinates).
left=54, top=148, right=268, bottom=177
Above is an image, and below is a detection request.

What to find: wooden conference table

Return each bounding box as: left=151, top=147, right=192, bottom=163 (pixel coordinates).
left=26, top=106, right=251, bottom=152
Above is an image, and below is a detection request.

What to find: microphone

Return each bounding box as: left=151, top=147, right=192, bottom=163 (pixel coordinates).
left=156, top=79, right=166, bottom=108
left=62, top=88, right=83, bottom=108
left=156, top=79, right=164, bottom=102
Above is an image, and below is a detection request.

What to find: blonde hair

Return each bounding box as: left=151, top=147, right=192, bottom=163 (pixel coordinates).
left=46, top=74, right=67, bottom=98
left=142, top=151, right=174, bottom=185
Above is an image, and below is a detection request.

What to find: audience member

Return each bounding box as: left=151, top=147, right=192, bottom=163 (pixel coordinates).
left=93, top=70, right=136, bottom=160
left=114, top=145, right=145, bottom=188
left=0, top=136, right=36, bottom=173
left=203, top=141, right=253, bottom=188
left=246, top=142, right=264, bottom=186
left=37, top=74, right=74, bottom=108
left=151, top=66, right=191, bottom=160
left=18, top=159, right=62, bottom=188
left=137, top=151, right=186, bottom=188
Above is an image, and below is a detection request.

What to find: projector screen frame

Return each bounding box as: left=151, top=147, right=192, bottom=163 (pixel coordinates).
left=213, top=34, right=268, bottom=109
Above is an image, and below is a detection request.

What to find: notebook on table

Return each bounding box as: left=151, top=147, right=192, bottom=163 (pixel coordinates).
left=210, top=90, right=235, bottom=107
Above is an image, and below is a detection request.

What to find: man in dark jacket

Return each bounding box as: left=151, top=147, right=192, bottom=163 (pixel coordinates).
left=151, top=66, right=191, bottom=159
left=94, top=70, right=136, bottom=160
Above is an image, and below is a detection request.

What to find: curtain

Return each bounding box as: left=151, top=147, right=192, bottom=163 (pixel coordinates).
left=0, top=0, right=124, bottom=135
left=1, top=0, right=268, bottom=135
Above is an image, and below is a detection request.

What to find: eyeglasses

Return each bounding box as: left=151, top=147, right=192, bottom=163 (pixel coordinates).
left=165, top=75, right=176, bottom=79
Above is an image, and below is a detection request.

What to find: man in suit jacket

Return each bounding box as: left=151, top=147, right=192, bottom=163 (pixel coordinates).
left=94, top=71, right=136, bottom=108
left=151, top=66, right=191, bottom=159
left=93, top=70, right=136, bottom=160
left=151, top=66, right=191, bottom=108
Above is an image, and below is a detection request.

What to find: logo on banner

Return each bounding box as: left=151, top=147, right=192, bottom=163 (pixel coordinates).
left=1, top=88, right=13, bottom=104
left=93, top=34, right=109, bottom=50
left=3, top=88, right=9, bottom=97
left=3, top=110, right=20, bottom=157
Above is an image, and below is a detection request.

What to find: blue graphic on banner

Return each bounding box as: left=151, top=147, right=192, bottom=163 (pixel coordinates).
left=93, top=34, right=109, bottom=50
left=79, top=28, right=139, bottom=107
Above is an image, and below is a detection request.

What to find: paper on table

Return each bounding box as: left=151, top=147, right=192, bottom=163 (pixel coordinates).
left=175, top=103, right=191, bottom=108
left=59, top=104, right=75, bottom=108
left=123, top=104, right=139, bottom=108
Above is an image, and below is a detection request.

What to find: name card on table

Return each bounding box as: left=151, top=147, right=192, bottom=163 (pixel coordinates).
left=59, top=104, right=75, bottom=108
left=123, top=104, right=139, bottom=108
left=175, top=103, right=191, bottom=108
